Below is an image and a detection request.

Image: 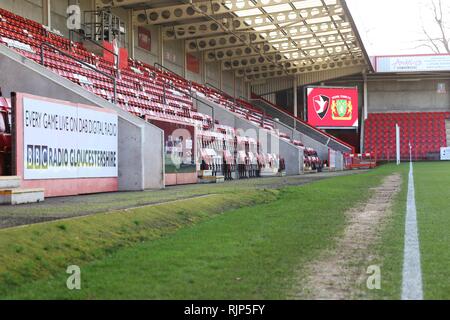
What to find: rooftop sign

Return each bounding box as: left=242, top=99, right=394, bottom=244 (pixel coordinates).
left=375, top=54, right=450, bottom=73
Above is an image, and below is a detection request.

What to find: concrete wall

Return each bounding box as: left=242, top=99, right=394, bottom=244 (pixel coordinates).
left=368, top=79, right=450, bottom=113
left=133, top=25, right=160, bottom=66
left=164, top=39, right=184, bottom=77
left=185, top=51, right=202, bottom=84
left=0, top=45, right=164, bottom=190
left=222, top=70, right=234, bottom=97
left=205, top=61, right=220, bottom=88
left=50, top=0, right=69, bottom=36
left=335, top=152, right=344, bottom=171
left=279, top=139, right=304, bottom=175
left=236, top=77, right=245, bottom=99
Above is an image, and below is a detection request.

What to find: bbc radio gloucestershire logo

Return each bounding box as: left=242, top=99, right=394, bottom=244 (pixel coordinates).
left=27, top=145, right=50, bottom=169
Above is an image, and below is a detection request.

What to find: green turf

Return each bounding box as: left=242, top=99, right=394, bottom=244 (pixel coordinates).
left=0, top=172, right=352, bottom=219
left=367, top=162, right=450, bottom=300
left=413, top=162, right=450, bottom=300
left=366, top=163, right=409, bottom=300
left=3, top=168, right=394, bottom=299
left=0, top=190, right=275, bottom=298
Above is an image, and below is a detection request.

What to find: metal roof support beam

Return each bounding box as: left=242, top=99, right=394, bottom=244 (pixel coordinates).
left=133, top=1, right=228, bottom=25
left=96, top=0, right=148, bottom=8
left=203, top=39, right=359, bottom=63
left=204, top=44, right=279, bottom=62
left=162, top=5, right=344, bottom=40
left=270, top=32, right=355, bottom=49
left=131, top=0, right=300, bottom=25
left=243, top=60, right=367, bottom=81
left=274, top=37, right=357, bottom=53
left=222, top=47, right=363, bottom=71
left=186, top=33, right=268, bottom=52
left=257, top=23, right=351, bottom=42
left=215, top=37, right=356, bottom=62
left=185, top=26, right=354, bottom=53
left=203, top=38, right=358, bottom=63
left=235, top=56, right=366, bottom=77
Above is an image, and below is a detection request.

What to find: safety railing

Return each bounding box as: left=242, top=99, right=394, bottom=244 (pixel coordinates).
left=205, top=82, right=236, bottom=103
left=160, top=79, right=215, bottom=122
left=250, top=95, right=355, bottom=154
left=40, top=42, right=117, bottom=103
left=69, top=28, right=119, bottom=71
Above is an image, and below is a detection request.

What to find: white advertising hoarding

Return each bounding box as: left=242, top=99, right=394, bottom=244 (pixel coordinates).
left=23, top=97, right=118, bottom=180
left=441, top=147, right=450, bottom=161
left=376, top=55, right=450, bottom=73
left=328, top=149, right=337, bottom=169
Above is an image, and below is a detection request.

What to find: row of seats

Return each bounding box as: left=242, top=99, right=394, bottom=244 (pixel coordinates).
left=365, top=112, right=450, bottom=160
left=0, top=7, right=322, bottom=175
left=196, top=127, right=281, bottom=179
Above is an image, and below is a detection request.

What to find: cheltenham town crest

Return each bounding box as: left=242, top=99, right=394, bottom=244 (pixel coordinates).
left=331, top=95, right=353, bottom=120
left=313, top=95, right=330, bottom=120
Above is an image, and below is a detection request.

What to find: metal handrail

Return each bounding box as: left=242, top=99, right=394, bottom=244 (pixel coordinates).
left=232, top=96, right=267, bottom=128
left=69, top=28, right=119, bottom=70
left=154, top=62, right=185, bottom=81
left=40, top=42, right=117, bottom=103
left=160, top=79, right=215, bottom=122
left=205, top=82, right=236, bottom=103
left=148, top=67, right=265, bottom=129
left=251, top=96, right=354, bottom=153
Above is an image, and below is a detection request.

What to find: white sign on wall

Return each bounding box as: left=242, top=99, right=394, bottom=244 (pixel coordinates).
left=441, top=147, right=450, bottom=161
left=329, top=149, right=337, bottom=169
left=376, top=55, right=450, bottom=73
left=23, top=97, right=118, bottom=180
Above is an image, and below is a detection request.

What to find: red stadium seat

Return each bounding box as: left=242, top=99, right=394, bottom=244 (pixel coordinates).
left=365, top=112, right=450, bottom=161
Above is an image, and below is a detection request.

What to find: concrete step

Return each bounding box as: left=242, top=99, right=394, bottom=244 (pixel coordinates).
left=0, top=176, right=21, bottom=189
left=0, top=188, right=45, bottom=205
left=198, top=176, right=225, bottom=184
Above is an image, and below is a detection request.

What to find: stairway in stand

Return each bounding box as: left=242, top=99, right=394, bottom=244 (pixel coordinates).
left=0, top=176, right=44, bottom=205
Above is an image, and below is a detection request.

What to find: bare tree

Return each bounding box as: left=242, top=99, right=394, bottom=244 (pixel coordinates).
left=416, top=0, right=450, bottom=53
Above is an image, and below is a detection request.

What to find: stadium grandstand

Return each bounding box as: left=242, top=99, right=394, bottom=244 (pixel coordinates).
left=0, top=0, right=372, bottom=203
left=1, top=0, right=450, bottom=304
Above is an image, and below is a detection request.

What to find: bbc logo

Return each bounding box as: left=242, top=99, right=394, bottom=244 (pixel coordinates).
left=27, top=145, right=49, bottom=169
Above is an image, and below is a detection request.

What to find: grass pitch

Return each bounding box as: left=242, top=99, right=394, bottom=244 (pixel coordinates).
left=370, top=162, right=450, bottom=300
left=2, top=168, right=390, bottom=299
left=1, top=163, right=449, bottom=299
left=413, top=162, right=450, bottom=299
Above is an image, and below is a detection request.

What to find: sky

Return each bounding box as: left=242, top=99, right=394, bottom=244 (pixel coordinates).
left=346, top=0, right=450, bottom=56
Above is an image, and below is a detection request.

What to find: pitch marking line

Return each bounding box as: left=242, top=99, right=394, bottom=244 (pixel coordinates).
left=401, top=161, right=423, bottom=300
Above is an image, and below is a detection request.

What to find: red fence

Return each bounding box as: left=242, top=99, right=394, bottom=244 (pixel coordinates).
left=344, top=153, right=377, bottom=170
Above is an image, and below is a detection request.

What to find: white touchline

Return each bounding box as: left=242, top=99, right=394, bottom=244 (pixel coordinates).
left=401, top=161, right=423, bottom=300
